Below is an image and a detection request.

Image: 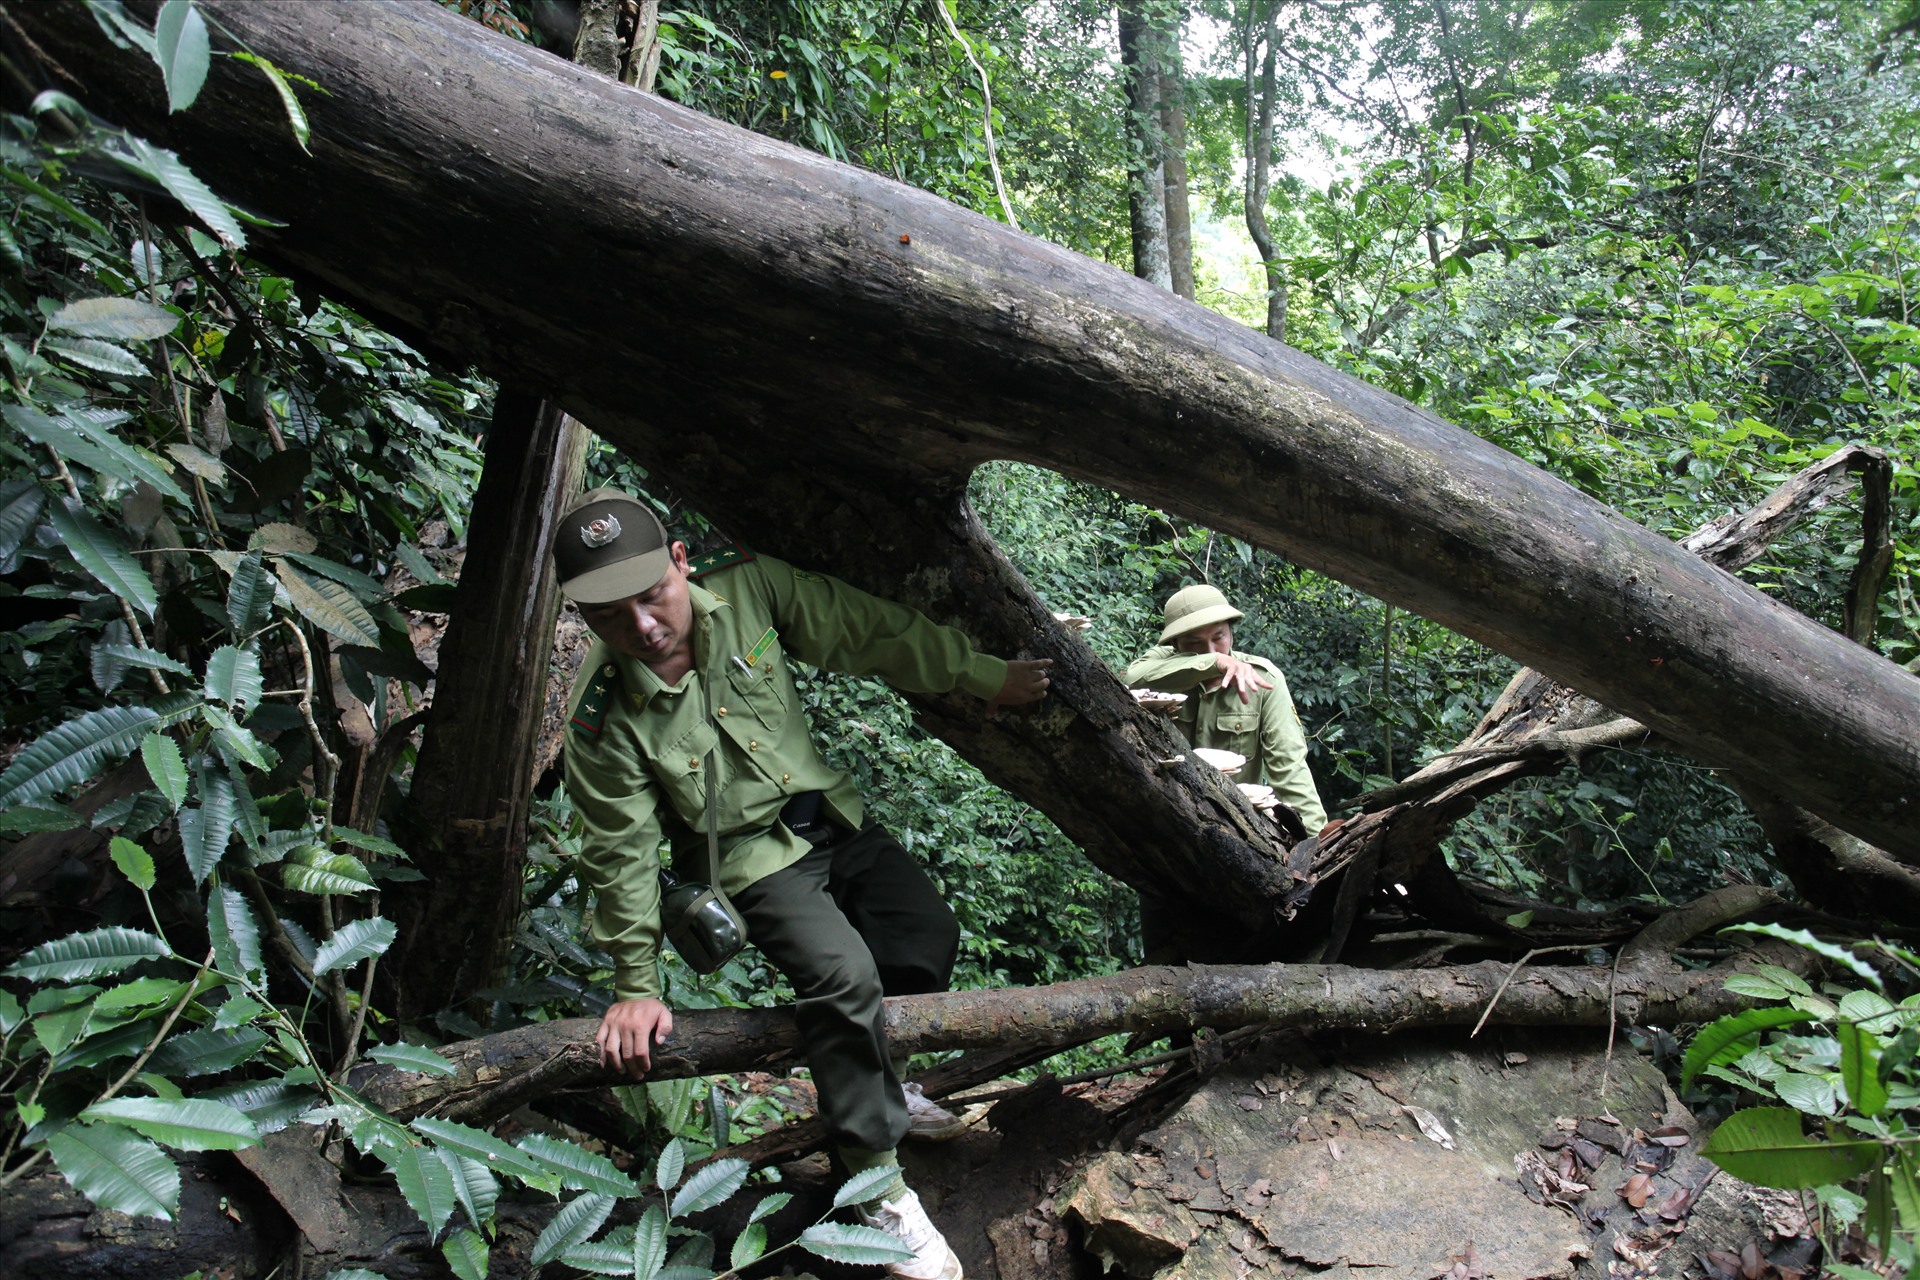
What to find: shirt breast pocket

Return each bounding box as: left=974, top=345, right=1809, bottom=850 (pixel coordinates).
left=1214, top=711, right=1258, bottom=739
left=726, top=655, right=788, bottom=733
left=657, top=719, right=722, bottom=810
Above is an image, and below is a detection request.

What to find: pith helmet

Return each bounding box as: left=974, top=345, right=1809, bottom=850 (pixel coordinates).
left=1160, top=584, right=1243, bottom=643
left=553, top=488, right=672, bottom=604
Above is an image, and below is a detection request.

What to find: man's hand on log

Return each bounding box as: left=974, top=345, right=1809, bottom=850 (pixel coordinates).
left=598, top=998, right=674, bottom=1078
left=986, top=657, right=1053, bottom=717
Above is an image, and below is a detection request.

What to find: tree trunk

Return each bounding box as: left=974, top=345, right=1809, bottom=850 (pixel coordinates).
left=387, top=390, right=586, bottom=1019
left=16, top=0, right=1920, bottom=879
left=1118, top=0, right=1172, bottom=289
left=1242, top=2, right=1286, bottom=338
left=1157, top=35, right=1194, bottom=299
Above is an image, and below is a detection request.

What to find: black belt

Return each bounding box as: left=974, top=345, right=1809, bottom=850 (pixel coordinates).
left=779, top=790, right=831, bottom=845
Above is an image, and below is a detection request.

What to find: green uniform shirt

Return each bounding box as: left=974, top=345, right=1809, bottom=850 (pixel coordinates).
left=563, top=552, right=1008, bottom=1002
left=1126, top=646, right=1328, bottom=834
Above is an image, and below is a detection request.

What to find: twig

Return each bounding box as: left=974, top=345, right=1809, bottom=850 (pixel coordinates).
left=1470, top=945, right=1593, bottom=1038
left=101, top=949, right=215, bottom=1099
left=332, top=891, right=381, bottom=1081
left=931, top=0, right=1018, bottom=230
left=1601, top=945, right=1625, bottom=1100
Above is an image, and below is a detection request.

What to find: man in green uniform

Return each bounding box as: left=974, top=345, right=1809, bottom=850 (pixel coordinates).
left=1126, top=584, right=1326, bottom=835
left=556, top=488, right=1051, bottom=1280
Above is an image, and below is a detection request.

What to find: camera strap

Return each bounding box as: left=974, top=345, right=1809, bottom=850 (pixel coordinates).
left=700, top=669, right=738, bottom=921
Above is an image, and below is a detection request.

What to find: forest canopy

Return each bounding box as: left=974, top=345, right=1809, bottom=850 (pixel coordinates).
left=0, top=0, right=1917, bottom=1277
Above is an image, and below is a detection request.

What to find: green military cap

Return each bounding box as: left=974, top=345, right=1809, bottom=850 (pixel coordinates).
left=553, top=488, right=672, bottom=604
left=1160, top=583, right=1244, bottom=643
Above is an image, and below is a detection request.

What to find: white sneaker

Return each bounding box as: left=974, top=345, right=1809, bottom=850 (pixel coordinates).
left=903, top=1082, right=967, bottom=1141
left=855, top=1189, right=964, bottom=1280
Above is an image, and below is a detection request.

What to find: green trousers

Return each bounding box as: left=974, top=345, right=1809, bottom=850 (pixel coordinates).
left=728, top=824, right=959, bottom=1151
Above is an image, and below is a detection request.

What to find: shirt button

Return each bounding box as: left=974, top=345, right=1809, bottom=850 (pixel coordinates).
left=749, top=741, right=760, bottom=751
left=782, top=773, right=791, bottom=783
left=717, top=706, right=728, bottom=716
left=602, top=664, right=615, bottom=676
left=688, top=758, right=699, bottom=769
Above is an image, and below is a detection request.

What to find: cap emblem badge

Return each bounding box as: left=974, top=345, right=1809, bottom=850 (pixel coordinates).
left=580, top=514, right=622, bottom=548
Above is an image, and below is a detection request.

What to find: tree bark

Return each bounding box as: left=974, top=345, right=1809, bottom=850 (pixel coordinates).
left=1118, top=0, right=1173, bottom=289
left=1242, top=2, right=1286, bottom=338
left=14, top=0, right=1920, bottom=877
left=387, top=390, right=586, bottom=1018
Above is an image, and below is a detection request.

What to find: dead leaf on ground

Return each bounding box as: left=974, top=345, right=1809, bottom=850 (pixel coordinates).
left=1619, top=1172, right=1653, bottom=1208
left=1403, top=1104, right=1456, bottom=1149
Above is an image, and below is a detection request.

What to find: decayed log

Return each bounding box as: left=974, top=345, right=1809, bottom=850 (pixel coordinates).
left=11, top=0, right=1919, bottom=885
left=357, top=949, right=1782, bottom=1126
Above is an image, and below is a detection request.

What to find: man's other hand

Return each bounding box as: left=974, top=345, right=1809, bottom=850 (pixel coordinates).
left=987, top=657, right=1053, bottom=716
left=597, top=997, right=674, bottom=1078
left=1216, top=654, right=1273, bottom=704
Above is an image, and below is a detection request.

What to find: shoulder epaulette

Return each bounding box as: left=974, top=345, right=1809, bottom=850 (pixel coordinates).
left=687, top=544, right=755, bottom=579
left=571, top=660, right=620, bottom=738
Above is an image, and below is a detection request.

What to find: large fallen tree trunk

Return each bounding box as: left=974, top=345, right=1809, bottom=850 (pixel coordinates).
left=13, top=0, right=1919, bottom=881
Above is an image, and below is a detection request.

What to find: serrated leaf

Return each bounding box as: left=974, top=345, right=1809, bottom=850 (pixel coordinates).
left=796, top=1222, right=917, bottom=1266
left=203, top=646, right=263, bottom=714
left=203, top=705, right=276, bottom=771
left=654, top=1136, right=685, bottom=1192
left=313, top=917, right=398, bottom=976
left=728, top=1221, right=766, bottom=1271
left=224, top=548, right=274, bottom=638
left=368, top=1041, right=456, bottom=1076
left=746, top=1190, right=792, bottom=1224
left=179, top=766, right=236, bottom=883
left=112, top=134, right=247, bottom=248
left=0, top=801, right=83, bottom=833
left=444, top=1226, right=490, bottom=1280
left=166, top=441, right=224, bottom=482
left=634, top=1203, right=668, bottom=1280
left=833, top=1164, right=903, bottom=1209
left=531, top=1193, right=617, bottom=1269
left=4, top=405, right=188, bottom=505
left=1722, top=974, right=1791, bottom=1001
left=1722, top=923, right=1882, bottom=989
left=147, top=1025, right=270, bottom=1077
left=152, top=0, right=210, bottom=112
left=139, top=733, right=188, bottom=811
left=82, top=1097, right=260, bottom=1152
left=330, top=826, right=409, bottom=860
left=47, top=295, right=178, bottom=340
left=45, top=1123, right=180, bottom=1220
left=208, top=885, right=264, bottom=983
left=394, top=540, right=445, bottom=585
left=94, top=644, right=196, bottom=679
left=1701, top=1107, right=1883, bottom=1188
left=50, top=498, right=157, bottom=616
left=284, top=551, right=387, bottom=599
left=0, top=704, right=165, bottom=808
left=1838, top=989, right=1897, bottom=1027
left=231, top=52, right=311, bottom=153
left=669, top=1157, right=746, bottom=1217
left=275, top=559, right=379, bottom=646
left=281, top=848, right=375, bottom=896
left=1681, top=1007, right=1817, bottom=1091
left=250, top=522, right=317, bottom=554
left=381, top=1143, right=458, bottom=1239
left=1839, top=1022, right=1889, bottom=1118
left=45, top=336, right=147, bottom=376
left=0, top=479, right=46, bottom=567
left=109, top=836, right=157, bottom=891
left=4, top=926, right=170, bottom=981
left=1775, top=1072, right=1839, bottom=1117
left=410, top=1117, right=547, bottom=1181
left=437, top=1148, right=499, bottom=1233
left=519, top=1133, right=638, bottom=1197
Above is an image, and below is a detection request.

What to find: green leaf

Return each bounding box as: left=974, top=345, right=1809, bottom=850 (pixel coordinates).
left=94, top=644, right=196, bottom=679
left=82, top=1097, right=260, bottom=1151
left=0, top=704, right=164, bottom=808
left=394, top=541, right=445, bottom=585
left=1701, top=1107, right=1884, bottom=1188
left=147, top=1025, right=270, bottom=1077
left=437, top=1148, right=499, bottom=1233
left=3, top=405, right=189, bottom=504
left=179, top=766, right=236, bottom=883
left=443, top=1227, right=490, bottom=1280
left=746, top=1190, right=792, bottom=1224
left=110, top=836, right=157, bottom=891
left=833, top=1164, right=903, bottom=1210
left=669, top=1157, right=746, bottom=1217
left=203, top=706, right=276, bottom=771
left=531, top=1193, right=617, bottom=1269
left=1682, top=1007, right=1817, bottom=1091
left=165, top=441, right=223, bottom=482
left=0, top=163, right=109, bottom=238
left=281, top=847, right=375, bottom=896
left=796, top=1222, right=917, bottom=1266
left=367, top=1041, right=456, bottom=1077
left=152, top=0, right=211, bottom=112
left=1839, top=1022, right=1889, bottom=1118
left=1722, top=974, right=1792, bottom=1001
left=50, top=498, right=158, bottom=616
left=1722, top=924, right=1882, bottom=989
left=313, top=917, right=398, bottom=976
left=44, top=336, right=147, bottom=376
left=0, top=801, right=83, bottom=833
left=1775, top=1073, right=1839, bottom=1117
left=139, top=734, right=189, bottom=812
left=225, top=549, right=274, bottom=638
left=45, top=1123, right=180, bottom=1220
left=47, top=296, right=179, bottom=341
left=654, top=1135, right=685, bottom=1192
left=634, top=1203, right=668, bottom=1280
left=380, top=1143, right=458, bottom=1239
left=203, top=646, right=264, bottom=714
left=250, top=522, right=318, bottom=554
left=208, top=885, right=264, bottom=983
left=519, top=1134, right=638, bottom=1197
left=728, top=1221, right=766, bottom=1271
left=111, top=134, right=247, bottom=248
left=230, top=52, right=311, bottom=153
left=410, top=1117, right=547, bottom=1181
left=4, top=926, right=170, bottom=982
left=275, top=559, right=380, bottom=647
left=330, top=827, right=409, bottom=860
